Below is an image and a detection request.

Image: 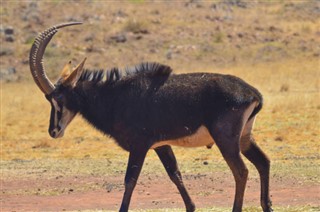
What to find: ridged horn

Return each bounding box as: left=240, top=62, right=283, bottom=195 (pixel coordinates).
left=29, top=22, right=83, bottom=95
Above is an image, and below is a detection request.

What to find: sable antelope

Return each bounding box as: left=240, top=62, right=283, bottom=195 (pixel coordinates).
left=29, top=22, right=272, bottom=212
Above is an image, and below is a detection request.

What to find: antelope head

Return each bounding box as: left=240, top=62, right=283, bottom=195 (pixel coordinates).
left=29, top=22, right=85, bottom=138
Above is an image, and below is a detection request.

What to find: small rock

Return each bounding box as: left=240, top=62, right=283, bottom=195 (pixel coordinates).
left=149, top=48, right=158, bottom=53
left=7, top=67, right=16, bottom=74
left=269, top=26, right=282, bottom=32
left=135, top=35, right=143, bottom=40
left=185, top=0, right=203, bottom=8
left=113, top=10, right=127, bottom=18
left=0, top=67, right=19, bottom=82
left=29, top=2, right=38, bottom=8
left=66, top=17, right=80, bottom=22
left=221, top=0, right=248, bottom=8
left=0, top=48, right=13, bottom=56
left=237, top=33, right=244, bottom=38
left=203, top=161, right=209, bottom=165
left=109, top=34, right=127, bottom=43
left=21, top=3, right=40, bottom=24
left=5, top=35, right=14, bottom=42
left=105, top=184, right=113, bottom=193
left=166, top=51, right=173, bottom=60
left=84, top=34, right=94, bottom=42
left=4, top=27, right=14, bottom=35
left=21, top=59, right=29, bottom=65
left=138, top=29, right=149, bottom=34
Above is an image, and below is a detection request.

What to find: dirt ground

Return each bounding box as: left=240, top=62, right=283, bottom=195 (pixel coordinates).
left=1, top=171, right=319, bottom=211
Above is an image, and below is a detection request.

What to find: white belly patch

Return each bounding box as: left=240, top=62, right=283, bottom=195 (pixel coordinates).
left=151, top=126, right=214, bottom=149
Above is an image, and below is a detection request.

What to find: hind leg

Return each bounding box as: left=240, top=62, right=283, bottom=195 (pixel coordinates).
left=214, top=134, right=249, bottom=212
left=209, top=104, right=262, bottom=211
left=241, top=118, right=273, bottom=212
left=210, top=122, right=248, bottom=211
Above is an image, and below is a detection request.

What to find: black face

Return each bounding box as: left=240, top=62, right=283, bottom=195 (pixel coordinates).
left=45, top=87, right=77, bottom=138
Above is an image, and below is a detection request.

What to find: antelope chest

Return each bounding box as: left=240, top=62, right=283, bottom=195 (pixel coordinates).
left=151, top=126, right=214, bottom=149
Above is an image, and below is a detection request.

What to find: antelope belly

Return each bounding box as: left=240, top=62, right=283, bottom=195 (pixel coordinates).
left=151, top=126, right=214, bottom=149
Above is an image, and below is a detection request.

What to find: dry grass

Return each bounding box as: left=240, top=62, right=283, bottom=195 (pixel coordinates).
left=1, top=58, right=319, bottom=162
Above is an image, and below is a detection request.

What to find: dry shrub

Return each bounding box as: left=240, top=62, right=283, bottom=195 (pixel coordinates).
left=32, top=141, right=51, bottom=149
left=274, top=136, right=284, bottom=142
left=123, top=19, right=148, bottom=34
left=280, top=83, right=289, bottom=92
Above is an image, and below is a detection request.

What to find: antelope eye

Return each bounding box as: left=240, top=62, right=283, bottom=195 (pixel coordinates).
left=55, top=94, right=63, bottom=101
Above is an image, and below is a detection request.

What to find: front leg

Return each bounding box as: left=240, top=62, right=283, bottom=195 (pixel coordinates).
left=155, top=145, right=195, bottom=212
left=119, top=145, right=149, bottom=212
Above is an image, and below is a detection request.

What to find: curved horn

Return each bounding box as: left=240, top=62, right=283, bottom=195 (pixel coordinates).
left=29, top=22, right=83, bottom=94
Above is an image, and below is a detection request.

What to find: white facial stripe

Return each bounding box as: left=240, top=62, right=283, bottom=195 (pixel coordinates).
left=51, top=99, right=61, bottom=128
left=51, top=99, right=61, bottom=112
left=49, top=98, right=77, bottom=138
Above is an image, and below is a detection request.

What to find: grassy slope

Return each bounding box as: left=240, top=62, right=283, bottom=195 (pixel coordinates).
left=1, top=1, right=319, bottom=79
left=2, top=58, right=319, bottom=162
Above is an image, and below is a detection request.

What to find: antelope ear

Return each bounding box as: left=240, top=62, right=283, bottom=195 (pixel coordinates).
left=63, top=58, right=87, bottom=87
left=57, top=61, right=72, bottom=83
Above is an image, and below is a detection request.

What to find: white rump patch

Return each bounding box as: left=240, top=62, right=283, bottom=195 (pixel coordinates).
left=241, top=101, right=259, bottom=137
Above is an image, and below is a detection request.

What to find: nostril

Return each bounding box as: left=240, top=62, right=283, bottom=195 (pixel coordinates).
left=50, top=129, right=58, bottom=138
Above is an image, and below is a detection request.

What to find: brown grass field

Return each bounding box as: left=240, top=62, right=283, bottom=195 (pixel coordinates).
left=1, top=1, right=320, bottom=211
